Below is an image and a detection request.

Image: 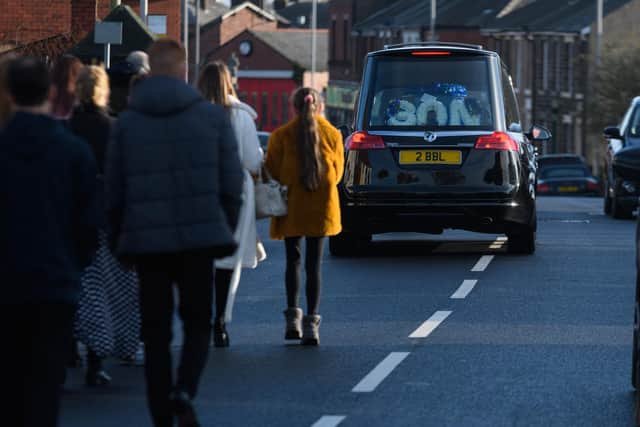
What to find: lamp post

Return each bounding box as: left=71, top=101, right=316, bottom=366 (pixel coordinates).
left=182, top=0, right=189, bottom=80
left=311, top=0, right=318, bottom=90
left=195, top=0, right=200, bottom=73
left=429, top=0, right=436, bottom=41
left=595, top=0, right=603, bottom=66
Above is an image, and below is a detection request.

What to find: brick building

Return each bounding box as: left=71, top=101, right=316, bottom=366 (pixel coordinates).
left=484, top=0, right=632, bottom=171
left=0, top=0, right=181, bottom=59
left=189, top=1, right=283, bottom=73
left=207, top=28, right=328, bottom=131
left=326, top=0, right=519, bottom=126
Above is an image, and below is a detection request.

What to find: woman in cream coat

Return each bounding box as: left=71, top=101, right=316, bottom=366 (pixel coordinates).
left=197, top=61, right=265, bottom=347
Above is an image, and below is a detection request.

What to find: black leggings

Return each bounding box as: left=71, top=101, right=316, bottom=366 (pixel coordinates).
left=285, top=236, right=324, bottom=315
left=214, top=268, right=233, bottom=321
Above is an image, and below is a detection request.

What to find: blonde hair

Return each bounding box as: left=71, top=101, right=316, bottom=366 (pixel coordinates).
left=76, top=65, right=110, bottom=109
left=197, top=61, right=237, bottom=108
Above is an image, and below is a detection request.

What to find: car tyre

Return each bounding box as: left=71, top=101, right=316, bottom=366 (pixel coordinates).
left=507, top=226, right=536, bottom=254
left=329, top=232, right=370, bottom=257
left=633, top=299, right=640, bottom=389
left=604, top=183, right=612, bottom=215
left=612, top=193, right=634, bottom=219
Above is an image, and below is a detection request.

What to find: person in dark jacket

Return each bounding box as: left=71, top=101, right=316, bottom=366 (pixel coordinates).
left=105, top=39, right=243, bottom=427
left=69, top=65, right=141, bottom=386
left=0, top=56, right=98, bottom=427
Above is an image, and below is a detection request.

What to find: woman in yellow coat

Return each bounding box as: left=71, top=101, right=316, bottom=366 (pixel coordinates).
left=265, top=87, right=344, bottom=345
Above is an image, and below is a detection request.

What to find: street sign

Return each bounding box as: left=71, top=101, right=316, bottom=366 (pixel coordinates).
left=94, top=22, right=123, bottom=45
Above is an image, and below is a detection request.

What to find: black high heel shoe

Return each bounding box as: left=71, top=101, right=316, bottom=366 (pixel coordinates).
left=213, top=319, right=229, bottom=348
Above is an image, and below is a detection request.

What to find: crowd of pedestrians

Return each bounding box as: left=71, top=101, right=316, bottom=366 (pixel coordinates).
left=0, top=37, right=344, bottom=427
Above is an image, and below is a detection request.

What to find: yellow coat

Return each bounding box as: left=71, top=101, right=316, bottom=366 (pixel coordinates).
left=265, top=116, right=344, bottom=240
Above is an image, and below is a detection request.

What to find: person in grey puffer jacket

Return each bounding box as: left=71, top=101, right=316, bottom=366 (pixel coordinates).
left=105, top=39, right=243, bottom=427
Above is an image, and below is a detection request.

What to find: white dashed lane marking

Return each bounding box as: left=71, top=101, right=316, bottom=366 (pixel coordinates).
left=352, top=352, right=410, bottom=393
left=450, top=280, right=478, bottom=299
left=408, top=311, right=452, bottom=338
left=311, top=416, right=347, bottom=427
left=471, top=255, right=494, bottom=272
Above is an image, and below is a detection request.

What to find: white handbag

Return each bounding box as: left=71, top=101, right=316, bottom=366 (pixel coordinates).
left=255, top=166, right=288, bottom=219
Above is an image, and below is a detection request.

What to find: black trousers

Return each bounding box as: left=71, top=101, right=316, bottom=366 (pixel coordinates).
left=284, top=236, right=325, bottom=314
left=136, top=250, right=214, bottom=427
left=1, top=302, right=75, bottom=427
left=214, top=268, right=233, bottom=321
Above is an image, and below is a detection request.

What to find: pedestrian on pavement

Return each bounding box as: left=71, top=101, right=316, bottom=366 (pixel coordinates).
left=105, top=39, right=243, bottom=427
left=50, top=54, right=83, bottom=119
left=69, top=65, right=141, bottom=386
left=0, top=56, right=99, bottom=427
left=197, top=61, right=265, bottom=347
left=265, top=87, right=344, bottom=346
left=0, top=54, right=15, bottom=128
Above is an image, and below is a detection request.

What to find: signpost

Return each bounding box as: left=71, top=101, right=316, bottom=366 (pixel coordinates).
left=94, top=21, right=123, bottom=69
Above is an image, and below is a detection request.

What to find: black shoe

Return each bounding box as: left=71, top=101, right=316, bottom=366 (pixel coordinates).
left=170, top=390, right=200, bottom=427
left=85, top=369, right=112, bottom=386
left=213, top=319, right=230, bottom=348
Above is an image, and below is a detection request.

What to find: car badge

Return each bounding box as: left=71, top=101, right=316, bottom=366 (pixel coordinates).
left=424, top=131, right=437, bottom=143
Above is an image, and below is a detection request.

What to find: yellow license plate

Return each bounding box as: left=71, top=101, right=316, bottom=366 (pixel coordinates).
left=399, top=150, right=462, bottom=165
left=558, top=186, right=579, bottom=192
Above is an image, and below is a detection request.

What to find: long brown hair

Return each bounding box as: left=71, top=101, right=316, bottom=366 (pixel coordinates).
left=292, top=87, right=323, bottom=192
left=50, top=54, right=82, bottom=118
left=197, top=61, right=236, bottom=108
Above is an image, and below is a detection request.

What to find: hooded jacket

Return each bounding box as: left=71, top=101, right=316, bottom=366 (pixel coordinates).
left=105, top=75, right=243, bottom=256
left=0, top=112, right=99, bottom=304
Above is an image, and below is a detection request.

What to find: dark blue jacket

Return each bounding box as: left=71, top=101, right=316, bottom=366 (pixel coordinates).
left=0, top=112, right=99, bottom=304
left=105, top=76, right=243, bottom=257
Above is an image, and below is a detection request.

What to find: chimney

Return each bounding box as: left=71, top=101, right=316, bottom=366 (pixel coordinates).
left=71, top=0, right=98, bottom=36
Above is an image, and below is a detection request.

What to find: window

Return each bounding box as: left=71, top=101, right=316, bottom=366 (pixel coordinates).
left=271, top=92, right=279, bottom=126
left=542, top=40, right=549, bottom=91
left=554, top=40, right=561, bottom=92
left=628, top=107, right=640, bottom=137
left=343, top=17, right=349, bottom=59
left=261, top=92, right=268, bottom=129
left=402, top=30, right=421, bottom=44
left=239, top=91, right=248, bottom=103
left=502, top=67, right=520, bottom=129
left=331, top=19, right=337, bottom=61
left=148, top=15, right=167, bottom=36
left=282, top=92, right=289, bottom=123
left=365, top=57, right=494, bottom=130
left=250, top=92, right=257, bottom=110
left=566, top=42, right=574, bottom=93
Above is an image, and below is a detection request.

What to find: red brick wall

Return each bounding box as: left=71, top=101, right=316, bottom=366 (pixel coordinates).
left=195, top=7, right=278, bottom=70
left=122, top=0, right=182, bottom=41
left=206, top=30, right=292, bottom=72
left=0, top=0, right=72, bottom=44
left=219, top=8, right=277, bottom=46
left=72, top=0, right=98, bottom=37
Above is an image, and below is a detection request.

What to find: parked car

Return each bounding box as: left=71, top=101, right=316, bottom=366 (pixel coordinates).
left=603, top=97, right=640, bottom=218
left=258, top=131, right=271, bottom=151
left=609, top=145, right=640, bottom=389
left=536, top=164, right=600, bottom=196
left=330, top=42, right=551, bottom=256
left=537, top=153, right=588, bottom=173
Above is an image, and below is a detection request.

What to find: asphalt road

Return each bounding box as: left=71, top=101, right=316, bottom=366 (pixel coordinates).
left=61, top=196, right=638, bottom=427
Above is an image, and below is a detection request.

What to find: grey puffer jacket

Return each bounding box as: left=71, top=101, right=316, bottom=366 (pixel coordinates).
left=105, top=75, right=243, bottom=257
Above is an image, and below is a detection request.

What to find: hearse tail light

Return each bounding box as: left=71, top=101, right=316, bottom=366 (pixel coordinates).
left=537, top=182, right=550, bottom=193
left=411, top=51, right=451, bottom=56
left=475, top=132, right=519, bottom=151
left=346, top=132, right=385, bottom=150
left=586, top=180, right=600, bottom=192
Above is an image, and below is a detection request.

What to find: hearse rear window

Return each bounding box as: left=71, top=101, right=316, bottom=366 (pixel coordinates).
left=365, top=56, right=494, bottom=131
